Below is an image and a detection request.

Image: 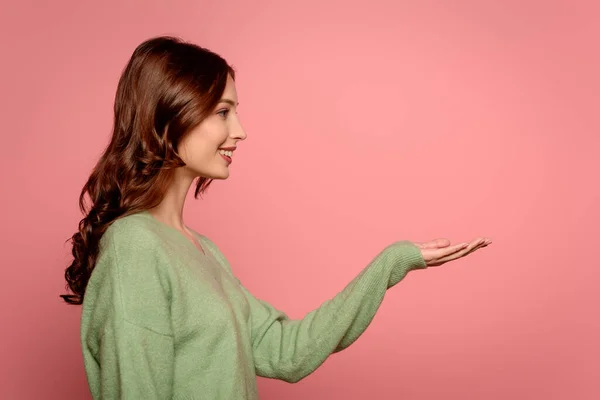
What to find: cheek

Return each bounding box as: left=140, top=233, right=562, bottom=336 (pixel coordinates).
left=178, top=120, right=228, bottom=162
left=180, top=135, right=219, bottom=165
left=178, top=138, right=200, bottom=166
left=178, top=138, right=191, bottom=163
left=209, top=120, right=230, bottom=143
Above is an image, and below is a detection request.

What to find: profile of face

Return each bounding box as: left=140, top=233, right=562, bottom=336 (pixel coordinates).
left=178, top=74, right=247, bottom=180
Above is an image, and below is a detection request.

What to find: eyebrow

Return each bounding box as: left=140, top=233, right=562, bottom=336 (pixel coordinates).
left=219, top=99, right=238, bottom=106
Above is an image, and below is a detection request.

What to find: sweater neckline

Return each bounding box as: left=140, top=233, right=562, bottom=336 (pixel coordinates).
left=137, top=210, right=208, bottom=256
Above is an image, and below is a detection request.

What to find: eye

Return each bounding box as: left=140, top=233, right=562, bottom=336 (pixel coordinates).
left=217, top=108, right=230, bottom=118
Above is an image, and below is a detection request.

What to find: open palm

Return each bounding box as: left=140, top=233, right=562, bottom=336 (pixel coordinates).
left=414, top=237, right=491, bottom=267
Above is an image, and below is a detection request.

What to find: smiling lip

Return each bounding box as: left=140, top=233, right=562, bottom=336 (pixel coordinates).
left=219, top=147, right=235, bottom=164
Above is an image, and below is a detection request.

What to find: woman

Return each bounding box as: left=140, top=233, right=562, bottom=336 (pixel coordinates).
left=61, top=36, right=491, bottom=399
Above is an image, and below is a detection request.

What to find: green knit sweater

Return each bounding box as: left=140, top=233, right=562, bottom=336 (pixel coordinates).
left=80, top=211, right=426, bottom=399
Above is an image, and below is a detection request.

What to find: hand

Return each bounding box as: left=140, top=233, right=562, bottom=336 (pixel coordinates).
left=413, top=237, right=492, bottom=267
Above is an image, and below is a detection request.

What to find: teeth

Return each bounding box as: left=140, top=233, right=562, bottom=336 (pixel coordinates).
left=219, top=150, right=233, bottom=157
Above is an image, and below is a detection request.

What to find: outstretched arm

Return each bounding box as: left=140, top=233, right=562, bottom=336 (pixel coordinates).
left=202, top=238, right=426, bottom=383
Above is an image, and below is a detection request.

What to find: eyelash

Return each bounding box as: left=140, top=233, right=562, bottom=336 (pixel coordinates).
left=217, top=108, right=230, bottom=118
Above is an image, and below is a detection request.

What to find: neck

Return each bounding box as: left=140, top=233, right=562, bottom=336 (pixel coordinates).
left=149, top=169, right=196, bottom=232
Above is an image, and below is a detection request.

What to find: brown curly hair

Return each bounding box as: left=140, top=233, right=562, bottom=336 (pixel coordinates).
left=61, top=36, right=235, bottom=305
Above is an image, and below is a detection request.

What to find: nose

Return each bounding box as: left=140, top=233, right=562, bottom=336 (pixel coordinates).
left=231, top=115, right=247, bottom=142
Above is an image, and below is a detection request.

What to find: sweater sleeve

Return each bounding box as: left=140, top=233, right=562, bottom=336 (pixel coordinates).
left=202, top=238, right=427, bottom=383
left=81, top=225, right=175, bottom=399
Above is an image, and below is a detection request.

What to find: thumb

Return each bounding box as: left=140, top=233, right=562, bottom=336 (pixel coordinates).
left=414, top=238, right=451, bottom=249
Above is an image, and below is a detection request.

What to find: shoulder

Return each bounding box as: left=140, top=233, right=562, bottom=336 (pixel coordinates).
left=86, top=213, right=173, bottom=333
left=92, top=212, right=174, bottom=299
left=96, top=212, right=173, bottom=282
left=102, top=212, right=165, bottom=254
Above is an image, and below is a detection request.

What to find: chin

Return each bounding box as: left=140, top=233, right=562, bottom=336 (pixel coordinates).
left=189, top=163, right=230, bottom=180
left=212, top=173, right=229, bottom=180
left=205, top=168, right=230, bottom=180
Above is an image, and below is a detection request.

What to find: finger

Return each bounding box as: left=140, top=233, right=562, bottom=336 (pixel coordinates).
left=431, top=238, right=451, bottom=248
left=427, top=237, right=492, bottom=266
left=435, top=241, right=489, bottom=264
left=459, top=239, right=487, bottom=256
left=467, top=238, right=485, bottom=251
left=431, top=242, right=469, bottom=259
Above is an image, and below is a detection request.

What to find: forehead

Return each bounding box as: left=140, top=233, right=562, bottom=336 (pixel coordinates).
left=221, top=75, right=238, bottom=100
left=225, top=75, right=235, bottom=93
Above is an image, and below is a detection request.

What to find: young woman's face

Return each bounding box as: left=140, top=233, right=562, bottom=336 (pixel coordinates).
left=179, top=74, right=247, bottom=180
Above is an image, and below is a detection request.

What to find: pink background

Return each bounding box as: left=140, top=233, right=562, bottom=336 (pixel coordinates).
left=1, top=0, right=598, bottom=399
